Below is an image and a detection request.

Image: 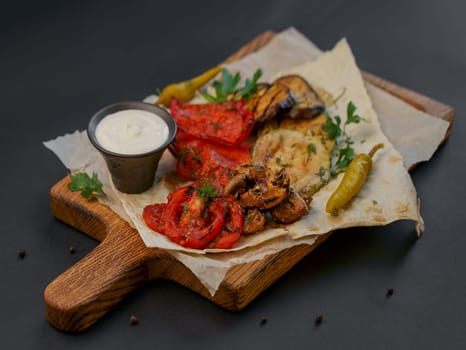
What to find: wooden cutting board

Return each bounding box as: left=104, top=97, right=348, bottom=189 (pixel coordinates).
left=44, top=31, right=454, bottom=333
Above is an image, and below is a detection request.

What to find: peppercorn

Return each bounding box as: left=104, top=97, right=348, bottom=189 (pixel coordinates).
left=18, top=249, right=26, bottom=259
left=386, top=288, right=394, bottom=298
left=68, top=245, right=76, bottom=254
left=315, top=314, right=323, bottom=326
left=130, top=315, right=139, bottom=325
left=260, top=316, right=267, bottom=326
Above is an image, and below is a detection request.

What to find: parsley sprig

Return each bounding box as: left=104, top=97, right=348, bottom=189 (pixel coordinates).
left=196, top=181, right=219, bottom=200
left=68, top=172, right=104, bottom=200
left=202, top=68, right=262, bottom=103
left=324, top=101, right=363, bottom=176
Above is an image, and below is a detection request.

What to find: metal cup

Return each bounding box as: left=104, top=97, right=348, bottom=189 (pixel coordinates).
left=87, top=101, right=177, bottom=194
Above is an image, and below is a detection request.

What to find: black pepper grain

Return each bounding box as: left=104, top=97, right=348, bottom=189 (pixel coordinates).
left=315, top=314, right=323, bottom=326
left=18, top=249, right=26, bottom=259
left=130, top=315, right=139, bottom=325
left=386, top=288, right=394, bottom=298
left=260, top=316, right=267, bottom=326
left=68, top=245, right=76, bottom=254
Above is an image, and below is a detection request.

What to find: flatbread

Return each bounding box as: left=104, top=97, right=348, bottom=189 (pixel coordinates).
left=276, top=39, right=424, bottom=237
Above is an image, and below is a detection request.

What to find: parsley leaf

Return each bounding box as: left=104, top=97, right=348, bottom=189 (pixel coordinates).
left=222, top=69, right=241, bottom=95
left=202, top=91, right=219, bottom=103
left=202, top=68, right=262, bottom=102
left=68, top=172, right=104, bottom=200
left=323, top=115, right=341, bottom=140
left=307, top=143, right=316, bottom=161
left=319, top=166, right=330, bottom=185
left=307, top=143, right=317, bottom=155
left=239, top=68, right=263, bottom=99
left=196, top=182, right=219, bottom=200
left=335, top=146, right=355, bottom=173
left=326, top=101, right=364, bottom=176
left=212, top=81, right=227, bottom=101
left=346, top=101, right=361, bottom=124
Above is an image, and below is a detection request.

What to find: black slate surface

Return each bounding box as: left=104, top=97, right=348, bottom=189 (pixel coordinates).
left=1, top=0, right=466, bottom=349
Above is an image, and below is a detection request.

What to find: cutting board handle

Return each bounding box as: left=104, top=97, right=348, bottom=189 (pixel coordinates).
left=45, top=179, right=174, bottom=332
left=44, top=219, right=163, bottom=332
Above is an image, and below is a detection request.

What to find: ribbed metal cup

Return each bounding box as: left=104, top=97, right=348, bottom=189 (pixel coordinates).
left=87, top=101, right=177, bottom=194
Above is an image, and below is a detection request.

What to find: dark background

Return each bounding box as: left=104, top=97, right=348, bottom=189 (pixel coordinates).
left=2, top=0, right=466, bottom=349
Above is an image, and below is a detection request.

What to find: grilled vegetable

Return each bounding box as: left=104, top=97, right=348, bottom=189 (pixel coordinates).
left=252, top=114, right=334, bottom=194
left=143, top=185, right=243, bottom=249
left=170, top=99, right=254, bottom=145
left=173, top=132, right=251, bottom=189
left=209, top=197, right=244, bottom=249
left=274, top=75, right=325, bottom=119
left=243, top=83, right=270, bottom=111
left=156, top=66, right=222, bottom=107
left=223, top=163, right=308, bottom=232
left=238, top=166, right=289, bottom=210
left=326, top=143, right=384, bottom=215
left=271, top=191, right=310, bottom=224
left=242, top=208, right=266, bottom=234
left=252, top=82, right=295, bottom=123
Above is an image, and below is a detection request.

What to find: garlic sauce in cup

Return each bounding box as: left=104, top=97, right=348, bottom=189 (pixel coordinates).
left=95, top=109, right=169, bottom=155
left=88, top=102, right=177, bottom=194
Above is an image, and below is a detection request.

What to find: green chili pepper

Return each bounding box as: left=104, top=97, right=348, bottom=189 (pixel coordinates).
left=156, top=66, right=222, bottom=107
left=326, top=143, right=384, bottom=215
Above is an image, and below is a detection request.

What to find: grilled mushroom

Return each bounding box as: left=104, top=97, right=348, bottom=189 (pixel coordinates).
left=242, top=208, right=266, bottom=234
left=223, top=173, right=247, bottom=196
left=272, top=168, right=290, bottom=189
left=271, top=191, right=310, bottom=224
left=225, top=164, right=290, bottom=209
left=224, top=163, right=303, bottom=232
left=239, top=184, right=287, bottom=210
left=231, top=164, right=290, bottom=210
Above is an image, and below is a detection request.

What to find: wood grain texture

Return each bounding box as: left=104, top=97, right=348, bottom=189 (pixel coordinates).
left=44, top=31, right=454, bottom=333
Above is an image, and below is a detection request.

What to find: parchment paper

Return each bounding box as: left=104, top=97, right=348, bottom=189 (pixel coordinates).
left=44, top=28, right=449, bottom=295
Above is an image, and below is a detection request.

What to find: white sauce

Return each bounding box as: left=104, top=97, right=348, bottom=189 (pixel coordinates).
left=95, top=109, right=169, bottom=155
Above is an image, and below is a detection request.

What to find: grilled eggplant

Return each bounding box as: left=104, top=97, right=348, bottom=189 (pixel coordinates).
left=274, top=75, right=324, bottom=119
left=243, top=83, right=270, bottom=112
left=251, top=82, right=295, bottom=123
